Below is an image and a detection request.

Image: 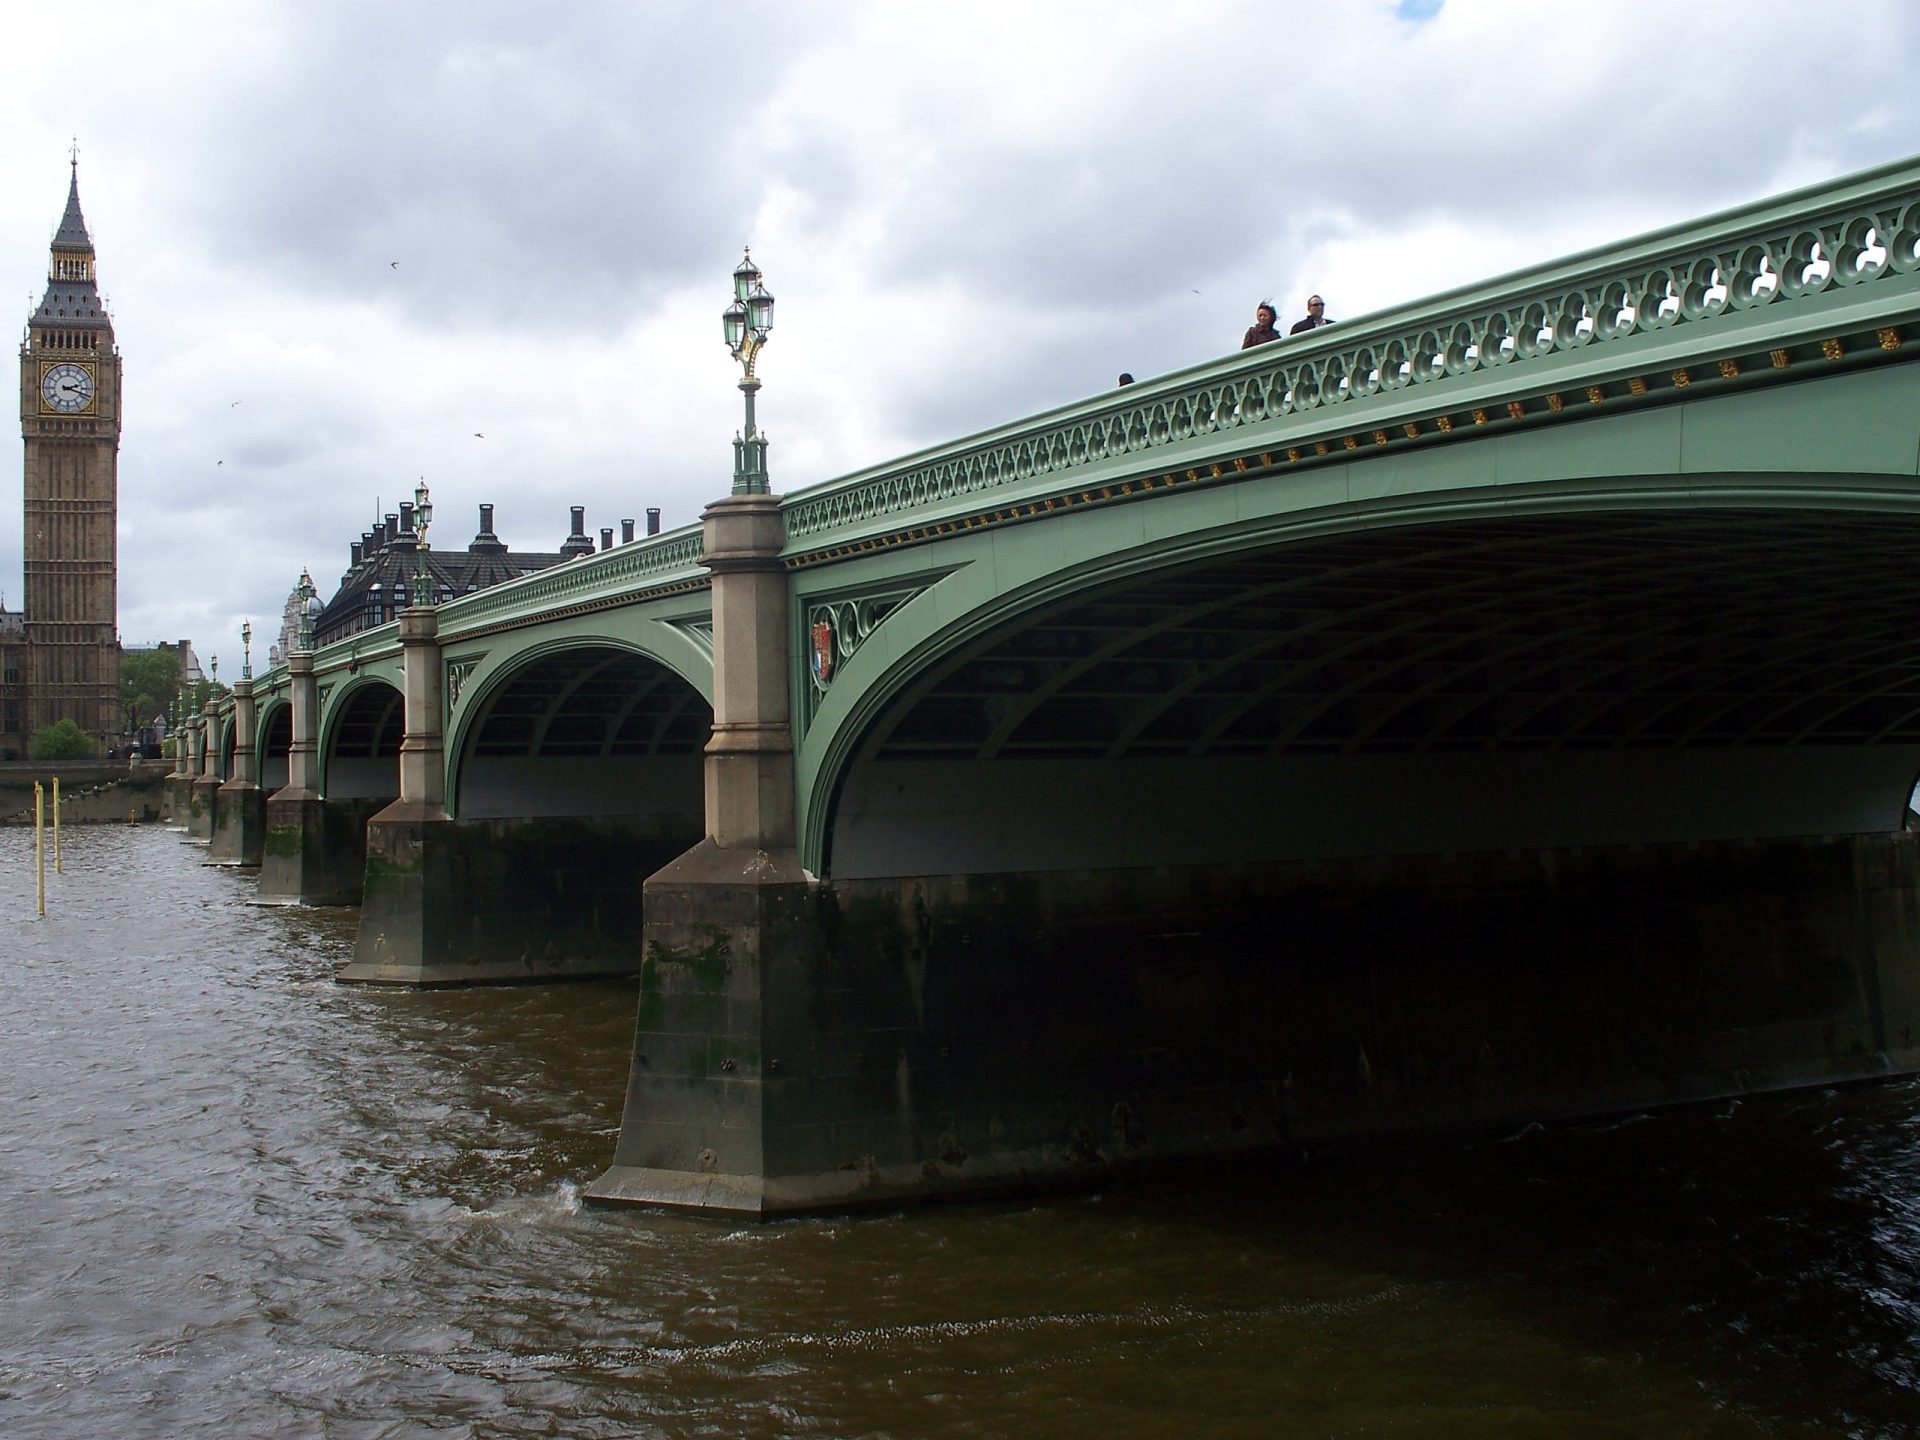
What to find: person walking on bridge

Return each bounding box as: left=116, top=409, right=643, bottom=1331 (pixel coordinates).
left=1242, top=301, right=1281, bottom=348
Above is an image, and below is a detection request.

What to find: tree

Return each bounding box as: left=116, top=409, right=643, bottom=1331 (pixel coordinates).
left=29, top=718, right=96, bottom=761
left=121, top=648, right=182, bottom=733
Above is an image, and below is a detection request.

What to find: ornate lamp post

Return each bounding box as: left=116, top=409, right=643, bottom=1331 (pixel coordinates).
left=241, top=620, right=252, bottom=681
left=413, top=479, right=434, bottom=600
left=210, top=655, right=218, bottom=688
left=722, top=249, right=775, bottom=495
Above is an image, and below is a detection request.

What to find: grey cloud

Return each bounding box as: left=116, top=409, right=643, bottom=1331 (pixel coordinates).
left=9, top=0, right=1920, bottom=652
left=173, top=3, right=831, bottom=331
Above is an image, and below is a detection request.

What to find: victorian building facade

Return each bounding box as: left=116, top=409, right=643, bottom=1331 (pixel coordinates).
left=307, top=501, right=642, bottom=650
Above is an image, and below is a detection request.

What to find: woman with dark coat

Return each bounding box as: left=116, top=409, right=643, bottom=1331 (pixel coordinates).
left=1241, top=302, right=1281, bottom=348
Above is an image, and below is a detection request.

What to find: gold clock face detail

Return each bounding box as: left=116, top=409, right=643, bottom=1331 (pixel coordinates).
left=41, top=362, right=94, bottom=414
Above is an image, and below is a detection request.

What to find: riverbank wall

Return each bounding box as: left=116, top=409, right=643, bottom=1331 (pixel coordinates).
left=0, top=761, right=173, bottom=826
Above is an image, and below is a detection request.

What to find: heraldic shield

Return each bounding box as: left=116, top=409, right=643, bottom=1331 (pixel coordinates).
left=810, top=616, right=834, bottom=684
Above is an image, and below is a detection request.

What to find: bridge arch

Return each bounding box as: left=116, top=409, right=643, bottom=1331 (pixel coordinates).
left=802, top=479, right=1920, bottom=878
left=320, top=676, right=404, bottom=801
left=257, top=698, right=292, bottom=792
left=448, top=638, right=712, bottom=822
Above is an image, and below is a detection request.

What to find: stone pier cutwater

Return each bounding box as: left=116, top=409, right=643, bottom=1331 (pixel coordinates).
left=185, top=697, right=219, bottom=843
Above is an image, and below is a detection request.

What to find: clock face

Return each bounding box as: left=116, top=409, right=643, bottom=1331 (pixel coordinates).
left=41, top=362, right=94, bottom=414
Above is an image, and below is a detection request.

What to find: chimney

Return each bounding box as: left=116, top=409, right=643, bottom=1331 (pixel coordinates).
left=621, top=518, right=635, bottom=544
left=600, top=527, right=614, bottom=552
left=646, top=507, right=661, bottom=536
left=385, top=514, right=399, bottom=545
left=559, top=505, right=595, bottom=559
left=350, top=541, right=363, bottom=567
left=470, top=503, right=506, bottom=554
left=399, top=501, right=415, bottom=537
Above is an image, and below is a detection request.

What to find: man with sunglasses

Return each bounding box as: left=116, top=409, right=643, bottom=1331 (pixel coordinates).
left=1290, top=294, right=1334, bottom=334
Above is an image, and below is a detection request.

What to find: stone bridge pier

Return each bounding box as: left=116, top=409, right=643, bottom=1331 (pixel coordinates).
left=186, top=704, right=218, bottom=842
left=338, top=606, right=452, bottom=982
left=209, top=677, right=264, bottom=866
left=165, top=717, right=198, bottom=828
left=588, top=491, right=815, bottom=1212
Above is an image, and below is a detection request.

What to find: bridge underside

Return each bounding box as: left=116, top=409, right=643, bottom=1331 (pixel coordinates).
left=456, top=648, right=707, bottom=820
left=833, top=505, right=1920, bottom=874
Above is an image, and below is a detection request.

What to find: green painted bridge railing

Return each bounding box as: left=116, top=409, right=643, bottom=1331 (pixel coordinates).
left=779, top=153, right=1920, bottom=549
left=430, top=526, right=707, bottom=642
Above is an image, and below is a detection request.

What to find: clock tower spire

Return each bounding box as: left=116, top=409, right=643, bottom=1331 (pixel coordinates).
left=17, top=148, right=123, bottom=749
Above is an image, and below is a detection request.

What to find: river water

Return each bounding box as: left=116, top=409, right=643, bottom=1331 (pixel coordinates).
left=3, top=824, right=1918, bottom=1439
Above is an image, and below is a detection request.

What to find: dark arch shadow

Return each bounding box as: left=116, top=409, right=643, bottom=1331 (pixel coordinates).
left=258, top=700, right=292, bottom=793
left=322, top=680, right=404, bottom=802
left=823, top=506, right=1920, bottom=878
left=454, top=644, right=711, bottom=820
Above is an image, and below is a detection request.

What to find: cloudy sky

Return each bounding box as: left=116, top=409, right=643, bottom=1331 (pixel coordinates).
left=2, top=0, right=1915, bottom=661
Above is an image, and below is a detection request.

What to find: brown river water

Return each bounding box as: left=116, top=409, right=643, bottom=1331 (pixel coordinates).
left=3, top=824, right=1918, bottom=1438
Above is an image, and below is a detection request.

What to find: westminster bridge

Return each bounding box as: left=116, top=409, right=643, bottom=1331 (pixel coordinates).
left=175, top=155, right=1920, bottom=1214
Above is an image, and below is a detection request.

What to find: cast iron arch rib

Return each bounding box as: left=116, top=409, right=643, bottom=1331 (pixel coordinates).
left=849, top=508, right=1920, bottom=767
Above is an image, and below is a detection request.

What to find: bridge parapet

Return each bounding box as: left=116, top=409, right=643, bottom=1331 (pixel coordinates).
left=779, top=155, right=1920, bottom=555
left=428, top=524, right=707, bottom=642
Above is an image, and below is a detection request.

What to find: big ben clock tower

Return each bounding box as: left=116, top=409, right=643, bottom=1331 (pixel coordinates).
left=19, top=151, right=121, bottom=746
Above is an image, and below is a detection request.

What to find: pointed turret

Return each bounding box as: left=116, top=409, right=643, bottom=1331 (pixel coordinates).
left=53, top=158, right=91, bottom=250
left=32, top=153, right=108, bottom=331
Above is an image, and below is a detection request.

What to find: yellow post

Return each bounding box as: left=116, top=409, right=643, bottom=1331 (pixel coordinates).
left=52, top=775, right=62, bottom=874
left=35, top=782, right=46, bottom=917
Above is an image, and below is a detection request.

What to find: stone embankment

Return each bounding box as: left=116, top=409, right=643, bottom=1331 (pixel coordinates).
left=0, top=761, right=173, bottom=825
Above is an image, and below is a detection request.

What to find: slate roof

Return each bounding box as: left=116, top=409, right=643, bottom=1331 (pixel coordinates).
left=311, top=503, right=597, bottom=649
left=52, top=163, right=90, bottom=249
